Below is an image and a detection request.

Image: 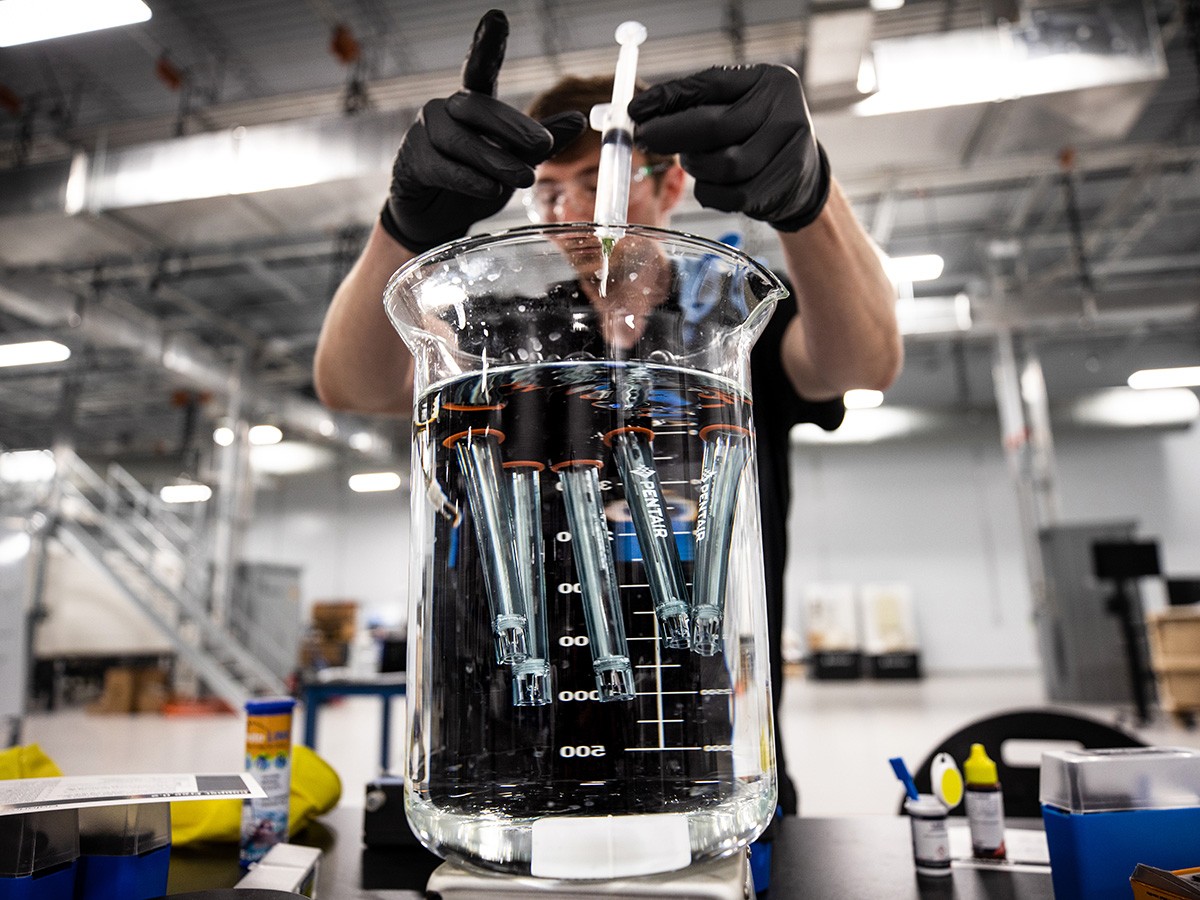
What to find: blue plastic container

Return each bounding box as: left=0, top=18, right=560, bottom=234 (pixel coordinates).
left=1040, top=747, right=1200, bottom=900
left=1042, top=804, right=1200, bottom=900
left=0, top=863, right=77, bottom=900
left=73, top=848, right=169, bottom=900
left=0, top=809, right=79, bottom=900
left=75, top=803, right=170, bottom=900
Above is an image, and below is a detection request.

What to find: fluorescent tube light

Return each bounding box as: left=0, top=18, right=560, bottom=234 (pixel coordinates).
left=792, top=407, right=931, bottom=444
left=0, top=449, right=56, bottom=483
left=0, top=0, right=151, bottom=47
left=884, top=254, right=944, bottom=283
left=844, top=389, right=884, bottom=410
left=1073, top=388, right=1200, bottom=429
left=248, top=424, right=283, bottom=446
left=0, top=532, right=32, bottom=566
left=349, top=472, right=402, bottom=493
left=1128, top=366, right=1200, bottom=390
left=250, top=441, right=335, bottom=476
left=0, top=340, right=70, bottom=367
left=160, top=483, right=213, bottom=504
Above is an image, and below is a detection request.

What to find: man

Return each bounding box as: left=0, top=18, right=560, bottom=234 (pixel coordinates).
left=315, top=10, right=902, bottom=815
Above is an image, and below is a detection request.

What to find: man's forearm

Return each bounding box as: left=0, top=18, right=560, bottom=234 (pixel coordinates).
left=776, top=178, right=903, bottom=400
left=314, top=220, right=417, bottom=414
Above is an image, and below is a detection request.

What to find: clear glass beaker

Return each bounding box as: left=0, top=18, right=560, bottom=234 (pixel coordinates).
left=384, top=223, right=786, bottom=880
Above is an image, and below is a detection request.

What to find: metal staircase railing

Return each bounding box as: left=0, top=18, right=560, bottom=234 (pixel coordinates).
left=52, top=450, right=288, bottom=709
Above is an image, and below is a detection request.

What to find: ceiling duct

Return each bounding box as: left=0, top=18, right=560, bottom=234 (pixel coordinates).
left=856, top=0, right=1167, bottom=119
left=0, top=273, right=394, bottom=456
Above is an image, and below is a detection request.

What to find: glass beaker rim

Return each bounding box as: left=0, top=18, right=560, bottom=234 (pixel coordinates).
left=383, top=222, right=788, bottom=306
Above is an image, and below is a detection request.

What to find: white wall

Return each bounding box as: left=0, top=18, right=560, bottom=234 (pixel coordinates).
left=243, top=467, right=410, bottom=630
left=784, top=420, right=1200, bottom=673
left=786, top=426, right=1037, bottom=673
left=240, top=421, right=1200, bottom=672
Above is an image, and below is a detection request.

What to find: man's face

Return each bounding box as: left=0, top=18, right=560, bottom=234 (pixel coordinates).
left=529, top=148, right=679, bottom=228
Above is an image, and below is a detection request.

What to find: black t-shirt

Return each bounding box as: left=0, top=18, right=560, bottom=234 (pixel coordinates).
left=750, top=276, right=844, bottom=681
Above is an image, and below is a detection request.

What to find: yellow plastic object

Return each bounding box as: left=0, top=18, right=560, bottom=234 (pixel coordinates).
left=931, top=752, right=964, bottom=809
left=171, top=743, right=342, bottom=845
left=0, top=743, right=64, bottom=780
left=963, top=742, right=999, bottom=785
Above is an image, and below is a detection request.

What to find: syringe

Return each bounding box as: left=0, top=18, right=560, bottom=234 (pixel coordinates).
left=591, top=21, right=647, bottom=247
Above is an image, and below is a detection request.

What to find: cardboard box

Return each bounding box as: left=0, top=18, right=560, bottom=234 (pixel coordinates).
left=88, top=667, right=138, bottom=715
left=310, top=600, right=358, bottom=642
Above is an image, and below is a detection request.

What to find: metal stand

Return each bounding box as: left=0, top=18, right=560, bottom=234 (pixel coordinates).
left=425, top=852, right=754, bottom=899
left=1105, top=577, right=1154, bottom=725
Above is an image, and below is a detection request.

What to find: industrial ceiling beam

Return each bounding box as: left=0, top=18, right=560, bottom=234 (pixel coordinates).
left=0, top=274, right=395, bottom=455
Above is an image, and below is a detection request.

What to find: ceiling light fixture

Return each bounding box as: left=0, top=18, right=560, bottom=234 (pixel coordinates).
left=884, top=254, right=944, bottom=283
left=250, top=441, right=335, bottom=476
left=0, top=0, right=151, bottom=48
left=0, top=449, right=56, bottom=483
left=0, top=340, right=70, bottom=368
left=248, top=424, right=283, bottom=446
left=213, top=426, right=235, bottom=447
left=348, top=472, right=402, bottom=493
left=1128, top=366, right=1200, bottom=391
left=844, top=389, right=884, bottom=410
left=791, top=407, right=932, bottom=444
left=160, top=482, right=213, bottom=504
left=1073, top=388, right=1200, bottom=429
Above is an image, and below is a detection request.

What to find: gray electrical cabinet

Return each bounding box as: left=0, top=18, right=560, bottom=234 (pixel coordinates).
left=1038, top=521, right=1140, bottom=703
left=230, top=562, right=303, bottom=681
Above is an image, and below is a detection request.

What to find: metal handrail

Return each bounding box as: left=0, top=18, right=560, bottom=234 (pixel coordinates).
left=106, top=462, right=194, bottom=549
left=56, top=477, right=287, bottom=698
left=55, top=523, right=252, bottom=709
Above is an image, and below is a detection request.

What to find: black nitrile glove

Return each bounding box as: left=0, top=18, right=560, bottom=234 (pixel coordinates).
left=380, top=10, right=587, bottom=253
left=627, top=64, right=830, bottom=232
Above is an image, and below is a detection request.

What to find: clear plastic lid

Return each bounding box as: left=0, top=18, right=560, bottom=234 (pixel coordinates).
left=0, top=809, right=79, bottom=877
left=78, top=803, right=170, bottom=855
left=1040, top=746, right=1200, bottom=813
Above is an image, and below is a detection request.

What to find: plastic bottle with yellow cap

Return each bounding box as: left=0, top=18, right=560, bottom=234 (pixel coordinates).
left=964, top=742, right=1007, bottom=859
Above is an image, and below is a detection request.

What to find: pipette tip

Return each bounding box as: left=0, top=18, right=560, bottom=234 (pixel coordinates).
left=512, top=659, right=552, bottom=707
left=493, top=614, right=529, bottom=665
left=691, top=610, right=722, bottom=657
left=658, top=606, right=691, bottom=649
left=593, top=656, right=636, bottom=701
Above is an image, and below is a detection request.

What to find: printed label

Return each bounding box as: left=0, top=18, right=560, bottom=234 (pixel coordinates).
left=966, top=789, right=1006, bottom=855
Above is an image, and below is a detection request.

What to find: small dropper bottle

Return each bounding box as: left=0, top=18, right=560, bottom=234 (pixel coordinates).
left=963, top=742, right=1007, bottom=860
